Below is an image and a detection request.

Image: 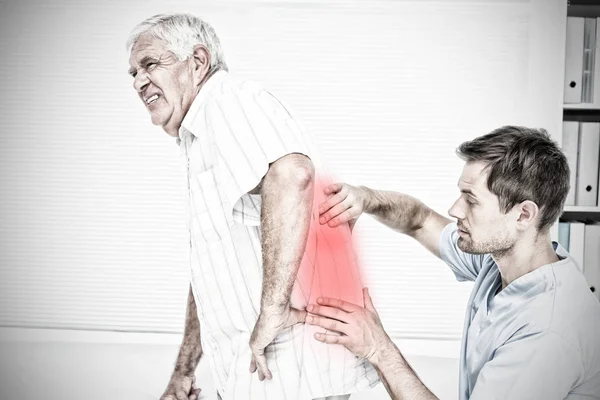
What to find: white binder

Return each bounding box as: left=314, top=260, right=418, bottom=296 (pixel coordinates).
left=594, top=18, right=600, bottom=104
left=562, top=121, right=579, bottom=206
left=583, top=224, right=600, bottom=301
left=558, top=222, right=571, bottom=251
left=576, top=123, right=600, bottom=206
left=565, top=17, right=585, bottom=103
left=569, top=222, right=586, bottom=273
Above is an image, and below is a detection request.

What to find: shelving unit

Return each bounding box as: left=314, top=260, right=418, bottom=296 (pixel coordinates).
left=561, top=206, right=600, bottom=222
left=558, top=1, right=600, bottom=302
left=560, top=1, right=600, bottom=224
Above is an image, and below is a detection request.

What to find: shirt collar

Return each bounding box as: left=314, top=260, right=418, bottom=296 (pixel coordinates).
left=178, top=69, right=228, bottom=142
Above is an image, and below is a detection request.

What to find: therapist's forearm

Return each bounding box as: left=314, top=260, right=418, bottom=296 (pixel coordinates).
left=361, top=188, right=435, bottom=237
left=372, top=340, right=439, bottom=400
left=260, top=154, right=314, bottom=312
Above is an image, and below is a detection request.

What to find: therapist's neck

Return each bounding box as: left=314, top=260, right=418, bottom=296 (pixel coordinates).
left=492, top=229, right=559, bottom=290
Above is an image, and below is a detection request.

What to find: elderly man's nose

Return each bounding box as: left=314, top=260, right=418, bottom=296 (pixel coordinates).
left=133, top=72, right=150, bottom=93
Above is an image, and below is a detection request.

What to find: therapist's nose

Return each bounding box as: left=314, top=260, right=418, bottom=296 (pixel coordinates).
left=448, top=197, right=465, bottom=220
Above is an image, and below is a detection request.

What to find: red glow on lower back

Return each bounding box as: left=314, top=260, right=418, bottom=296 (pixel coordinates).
left=292, top=178, right=365, bottom=308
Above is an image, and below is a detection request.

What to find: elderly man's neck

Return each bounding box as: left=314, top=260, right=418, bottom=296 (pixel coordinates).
left=163, top=67, right=221, bottom=137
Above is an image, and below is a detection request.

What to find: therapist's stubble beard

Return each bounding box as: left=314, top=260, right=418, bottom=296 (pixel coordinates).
left=457, top=224, right=515, bottom=258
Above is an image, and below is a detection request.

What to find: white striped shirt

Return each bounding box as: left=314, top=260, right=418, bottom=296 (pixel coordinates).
left=178, top=70, right=379, bottom=400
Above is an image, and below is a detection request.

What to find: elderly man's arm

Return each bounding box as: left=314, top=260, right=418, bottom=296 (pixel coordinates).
left=248, top=153, right=312, bottom=380
left=307, top=289, right=438, bottom=400
left=161, top=285, right=202, bottom=400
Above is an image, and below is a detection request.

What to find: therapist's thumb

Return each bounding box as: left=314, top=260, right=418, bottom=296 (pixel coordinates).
left=363, top=288, right=376, bottom=312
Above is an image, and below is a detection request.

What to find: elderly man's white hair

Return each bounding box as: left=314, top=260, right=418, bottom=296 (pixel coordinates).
left=127, top=13, right=228, bottom=72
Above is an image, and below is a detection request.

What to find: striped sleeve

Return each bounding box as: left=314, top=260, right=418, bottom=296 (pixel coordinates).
left=206, top=80, right=314, bottom=224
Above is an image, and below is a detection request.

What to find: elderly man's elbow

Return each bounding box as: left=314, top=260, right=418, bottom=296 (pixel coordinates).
left=269, top=153, right=315, bottom=189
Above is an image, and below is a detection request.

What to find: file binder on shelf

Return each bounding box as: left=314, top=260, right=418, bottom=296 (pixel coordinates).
left=569, top=222, right=586, bottom=273
left=583, top=224, right=600, bottom=301
left=576, top=123, right=600, bottom=206
left=565, top=17, right=585, bottom=103
left=562, top=121, right=579, bottom=206
left=582, top=18, right=596, bottom=103
left=594, top=18, right=600, bottom=105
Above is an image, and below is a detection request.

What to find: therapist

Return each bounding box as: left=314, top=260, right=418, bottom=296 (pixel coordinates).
left=307, top=126, right=600, bottom=399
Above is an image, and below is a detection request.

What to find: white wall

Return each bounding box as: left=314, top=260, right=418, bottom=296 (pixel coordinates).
left=0, top=0, right=567, bottom=343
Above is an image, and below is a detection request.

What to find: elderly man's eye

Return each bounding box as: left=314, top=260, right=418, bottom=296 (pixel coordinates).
left=146, top=62, right=157, bottom=70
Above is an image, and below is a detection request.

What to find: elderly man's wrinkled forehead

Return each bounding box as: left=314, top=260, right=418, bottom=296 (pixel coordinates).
left=128, top=34, right=174, bottom=70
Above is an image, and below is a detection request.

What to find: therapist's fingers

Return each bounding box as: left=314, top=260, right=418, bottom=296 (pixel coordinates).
left=319, top=189, right=349, bottom=220
left=363, top=288, right=377, bottom=313
left=314, top=332, right=350, bottom=346
left=307, top=304, right=351, bottom=323
left=316, top=297, right=361, bottom=313
left=324, top=182, right=344, bottom=196
left=306, top=314, right=350, bottom=335
left=319, top=201, right=352, bottom=226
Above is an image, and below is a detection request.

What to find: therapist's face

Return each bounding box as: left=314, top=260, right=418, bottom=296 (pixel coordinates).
left=448, top=161, right=518, bottom=256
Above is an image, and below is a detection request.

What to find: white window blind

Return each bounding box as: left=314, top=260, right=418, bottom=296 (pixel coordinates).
left=0, top=0, right=566, bottom=339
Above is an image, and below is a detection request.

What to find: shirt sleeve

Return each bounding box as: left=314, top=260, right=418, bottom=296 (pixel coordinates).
left=206, top=81, right=314, bottom=226
left=438, top=222, right=489, bottom=282
left=470, top=330, right=583, bottom=400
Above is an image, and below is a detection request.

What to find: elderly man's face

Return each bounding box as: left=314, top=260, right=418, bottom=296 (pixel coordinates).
left=128, top=34, right=198, bottom=137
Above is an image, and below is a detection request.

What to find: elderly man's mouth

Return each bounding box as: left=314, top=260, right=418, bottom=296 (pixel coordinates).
left=145, top=94, right=160, bottom=105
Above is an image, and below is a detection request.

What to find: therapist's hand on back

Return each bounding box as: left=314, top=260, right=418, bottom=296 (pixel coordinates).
left=306, top=288, right=392, bottom=365
left=318, top=183, right=369, bottom=230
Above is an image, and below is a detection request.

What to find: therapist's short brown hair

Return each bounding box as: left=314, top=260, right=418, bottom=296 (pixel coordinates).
left=456, top=125, right=569, bottom=232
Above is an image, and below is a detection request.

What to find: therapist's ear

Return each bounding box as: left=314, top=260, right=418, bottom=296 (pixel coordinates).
left=515, top=200, right=538, bottom=231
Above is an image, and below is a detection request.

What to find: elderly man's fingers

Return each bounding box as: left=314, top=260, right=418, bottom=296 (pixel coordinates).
left=189, top=387, right=202, bottom=400
left=314, top=332, right=350, bottom=345
left=192, top=387, right=202, bottom=396
left=175, top=390, right=189, bottom=400
left=306, top=314, right=350, bottom=335
left=287, top=307, right=307, bottom=326
left=249, top=356, right=257, bottom=373
left=251, top=351, right=272, bottom=380
left=307, top=304, right=351, bottom=323
left=316, top=297, right=361, bottom=313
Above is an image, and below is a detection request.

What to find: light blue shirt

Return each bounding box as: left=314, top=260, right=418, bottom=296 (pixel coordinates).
left=439, top=223, right=600, bottom=399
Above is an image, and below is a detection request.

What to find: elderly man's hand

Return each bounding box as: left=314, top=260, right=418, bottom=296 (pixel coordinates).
left=160, top=373, right=201, bottom=400
left=249, top=306, right=307, bottom=380
left=306, top=288, right=390, bottom=364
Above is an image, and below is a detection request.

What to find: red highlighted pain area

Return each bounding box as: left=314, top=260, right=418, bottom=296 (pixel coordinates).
left=291, top=178, right=365, bottom=309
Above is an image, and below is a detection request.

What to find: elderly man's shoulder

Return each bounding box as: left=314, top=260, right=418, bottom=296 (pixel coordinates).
left=208, top=72, right=270, bottom=101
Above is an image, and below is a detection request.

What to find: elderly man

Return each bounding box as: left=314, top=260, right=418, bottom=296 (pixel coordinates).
left=127, top=13, right=379, bottom=400
left=309, top=126, right=600, bottom=399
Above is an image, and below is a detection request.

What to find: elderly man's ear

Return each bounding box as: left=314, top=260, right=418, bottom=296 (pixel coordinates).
left=191, top=44, right=211, bottom=85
